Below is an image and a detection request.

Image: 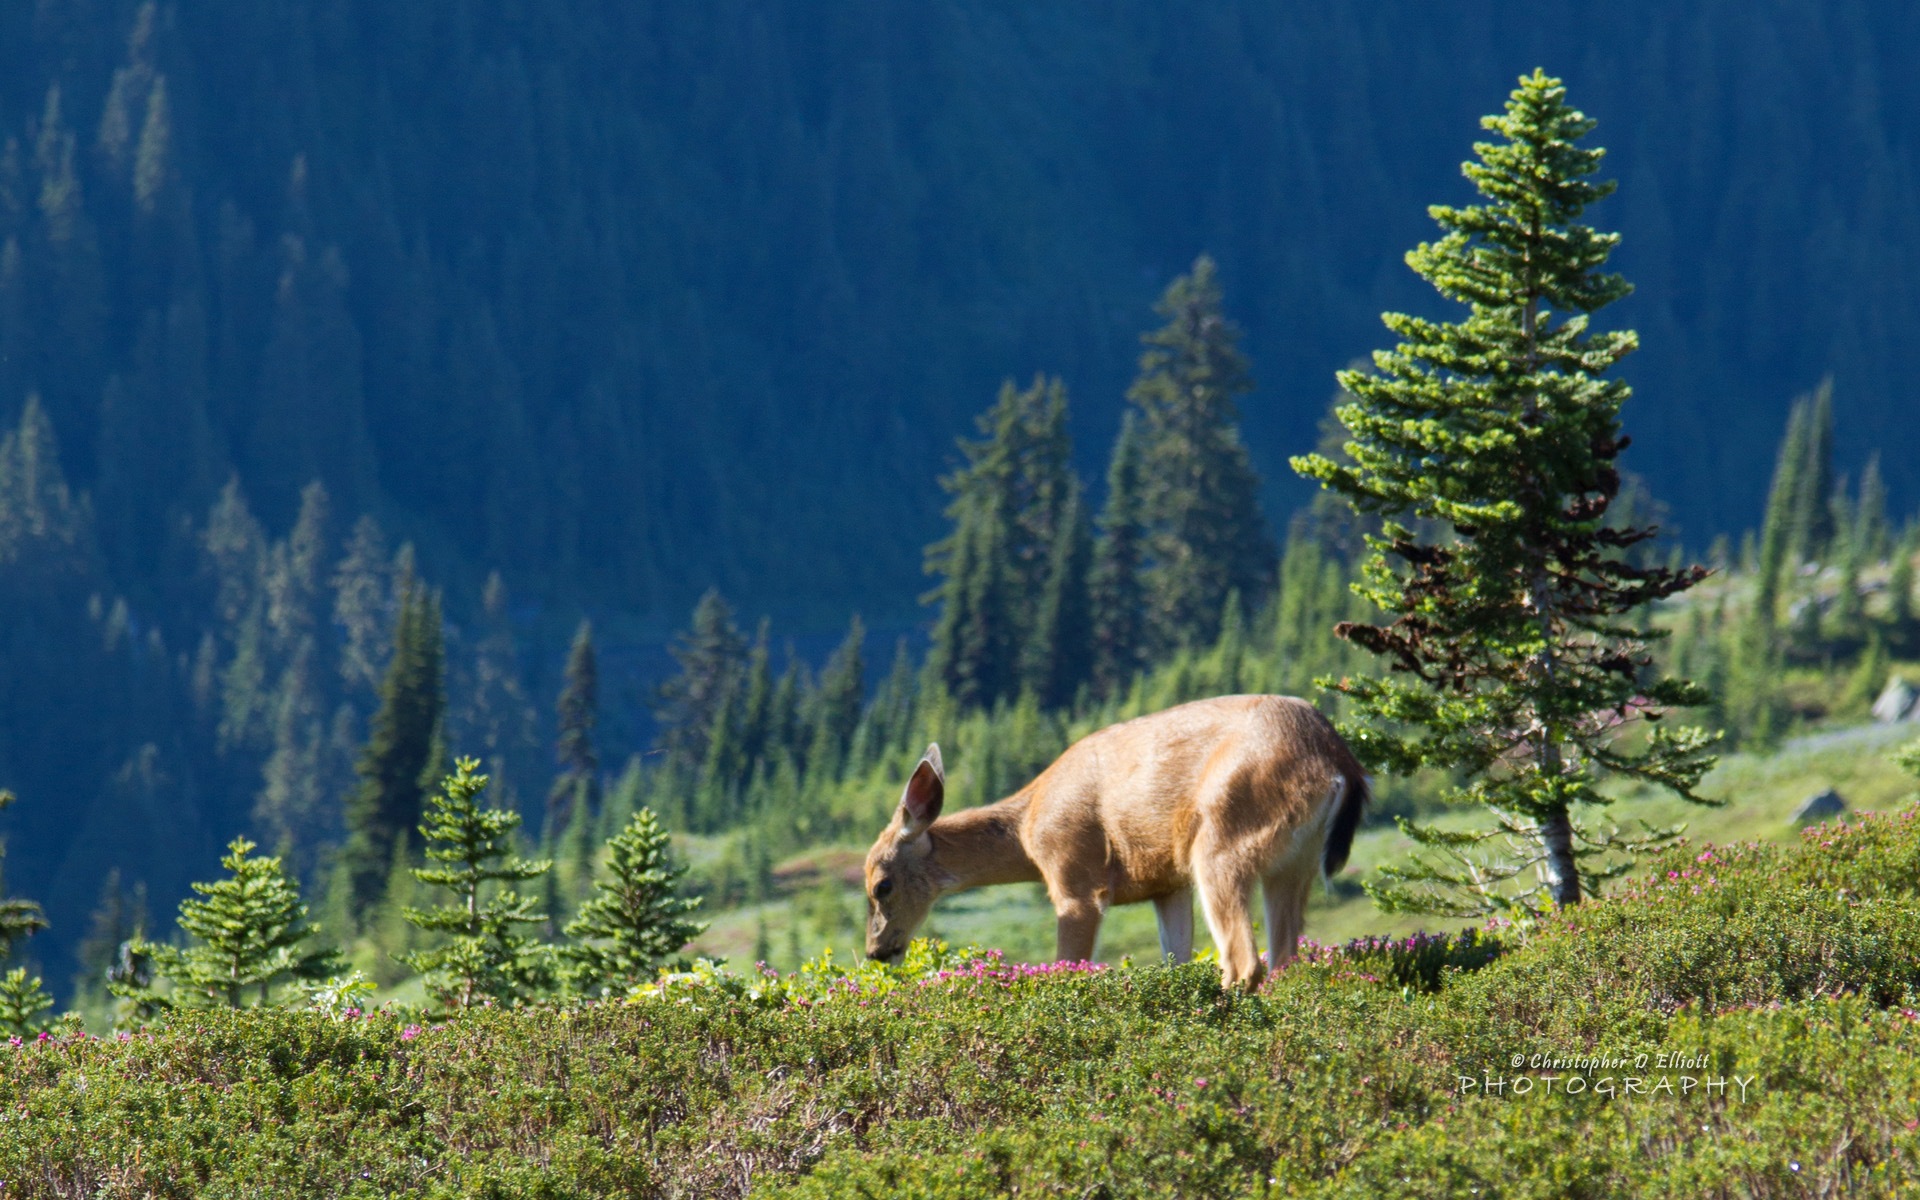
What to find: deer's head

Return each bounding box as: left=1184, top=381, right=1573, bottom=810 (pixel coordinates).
left=863, top=744, right=945, bottom=964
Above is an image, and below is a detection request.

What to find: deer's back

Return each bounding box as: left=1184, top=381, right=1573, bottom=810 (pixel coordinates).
left=1019, top=695, right=1357, bottom=902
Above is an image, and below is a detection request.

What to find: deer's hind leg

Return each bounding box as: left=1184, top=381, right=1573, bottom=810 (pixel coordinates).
left=1153, top=886, right=1194, bottom=963
left=1191, top=826, right=1266, bottom=989
left=1262, top=869, right=1314, bottom=973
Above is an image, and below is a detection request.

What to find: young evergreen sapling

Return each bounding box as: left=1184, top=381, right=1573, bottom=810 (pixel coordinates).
left=120, top=838, right=341, bottom=1008
left=402, top=758, right=553, bottom=1011
left=0, top=966, right=55, bottom=1036
left=563, top=806, right=704, bottom=995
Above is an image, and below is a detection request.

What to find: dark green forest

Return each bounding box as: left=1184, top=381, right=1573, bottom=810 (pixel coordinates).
left=3, top=2, right=1920, bottom=1007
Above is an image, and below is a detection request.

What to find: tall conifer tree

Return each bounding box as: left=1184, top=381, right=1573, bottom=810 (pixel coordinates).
left=331, top=515, right=393, bottom=697
left=736, top=620, right=776, bottom=770
left=927, top=498, right=1016, bottom=708
left=856, top=638, right=919, bottom=766
left=1796, top=378, right=1836, bottom=563
left=807, top=615, right=867, bottom=779
left=1854, top=454, right=1889, bottom=563
left=340, top=581, right=445, bottom=914
left=1128, top=256, right=1275, bottom=649
left=467, top=572, right=538, bottom=765
left=1021, top=482, right=1094, bottom=708
left=1755, top=399, right=1811, bottom=628
left=655, top=589, right=748, bottom=776
left=547, top=619, right=600, bottom=833
left=1294, top=71, right=1717, bottom=913
left=926, top=375, right=1078, bottom=708
left=1090, top=412, right=1149, bottom=695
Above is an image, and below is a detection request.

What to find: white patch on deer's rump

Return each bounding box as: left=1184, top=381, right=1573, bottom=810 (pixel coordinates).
left=1267, top=777, right=1343, bottom=879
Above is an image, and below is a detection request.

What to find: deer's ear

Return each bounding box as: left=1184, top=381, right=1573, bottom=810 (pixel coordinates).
left=899, top=744, right=945, bottom=837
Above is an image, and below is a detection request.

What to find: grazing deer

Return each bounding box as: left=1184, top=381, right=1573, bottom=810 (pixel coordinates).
left=862, top=694, right=1368, bottom=988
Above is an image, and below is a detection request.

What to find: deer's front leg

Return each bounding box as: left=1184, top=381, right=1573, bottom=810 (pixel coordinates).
left=1153, top=886, right=1194, bottom=963
left=1053, top=899, right=1104, bottom=963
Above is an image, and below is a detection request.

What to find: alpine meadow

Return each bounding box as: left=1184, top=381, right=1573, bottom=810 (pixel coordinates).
left=4, top=5, right=1920, bottom=1197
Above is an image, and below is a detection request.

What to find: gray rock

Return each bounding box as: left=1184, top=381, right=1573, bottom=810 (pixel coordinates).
left=1872, top=677, right=1918, bottom=724
left=1792, top=787, right=1848, bottom=824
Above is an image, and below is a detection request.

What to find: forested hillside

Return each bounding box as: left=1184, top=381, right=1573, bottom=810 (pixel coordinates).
left=3, top=3, right=1920, bottom=1006
left=1, top=1, right=1915, bottom=612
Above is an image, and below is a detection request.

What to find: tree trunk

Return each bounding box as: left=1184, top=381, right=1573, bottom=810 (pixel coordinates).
left=1538, top=806, right=1581, bottom=907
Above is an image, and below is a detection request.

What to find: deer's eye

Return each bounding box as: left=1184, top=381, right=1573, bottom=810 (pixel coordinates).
left=873, top=878, right=895, bottom=901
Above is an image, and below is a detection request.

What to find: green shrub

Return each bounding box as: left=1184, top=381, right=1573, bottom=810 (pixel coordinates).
left=1324, top=928, right=1504, bottom=994
left=5, top=806, right=1920, bottom=1196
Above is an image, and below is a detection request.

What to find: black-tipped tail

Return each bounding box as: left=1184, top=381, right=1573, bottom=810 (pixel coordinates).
left=1321, top=773, right=1369, bottom=878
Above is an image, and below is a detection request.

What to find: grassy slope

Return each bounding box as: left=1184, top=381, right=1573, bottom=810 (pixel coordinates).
left=688, top=720, right=1920, bottom=968
left=8, top=783, right=1920, bottom=1197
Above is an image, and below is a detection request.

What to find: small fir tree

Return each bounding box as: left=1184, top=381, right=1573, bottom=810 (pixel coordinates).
left=402, top=758, right=553, bottom=1011
left=762, top=663, right=805, bottom=806
left=125, top=838, right=340, bottom=1008
left=562, top=806, right=705, bottom=995
left=0, top=967, right=55, bottom=1036
left=1830, top=543, right=1867, bottom=642
left=1293, top=71, right=1718, bottom=914
left=1841, top=634, right=1889, bottom=714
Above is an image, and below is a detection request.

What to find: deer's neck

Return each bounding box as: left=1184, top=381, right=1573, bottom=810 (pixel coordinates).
left=928, top=791, right=1042, bottom=894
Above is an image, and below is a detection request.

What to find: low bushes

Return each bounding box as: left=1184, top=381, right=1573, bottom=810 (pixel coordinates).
left=5, top=810, right=1920, bottom=1197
